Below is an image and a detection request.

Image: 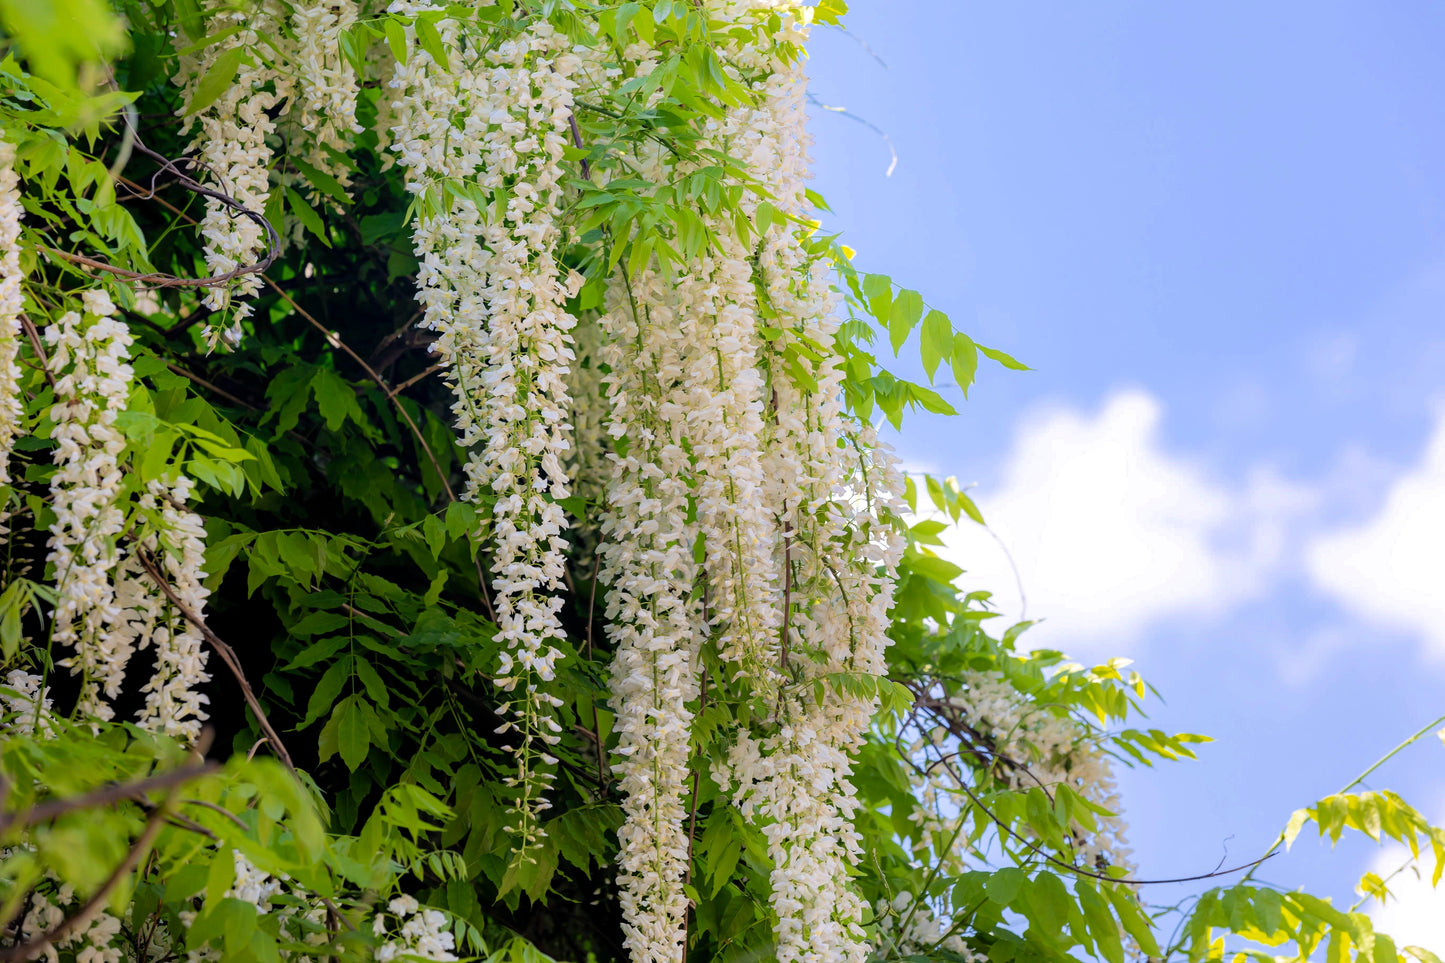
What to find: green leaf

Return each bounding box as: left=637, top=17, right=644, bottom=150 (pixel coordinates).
left=862, top=273, right=891, bottom=321
left=985, top=867, right=1025, bottom=907
left=415, top=17, right=449, bottom=69
left=920, top=308, right=951, bottom=381
left=291, top=157, right=348, bottom=205
left=0, top=581, right=27, bottom=661
left=889, top=289, right=923, bottom=355
left=289, top=610, right=349, bottom=639
left=957, top=491, right=986, bottom=526
left=1077, top=881, right=1125, bottom=963
left=813, top=0, right=848, bottom=25
left=311, top=368, right=362, bottom=432
left=1105, top=884, right=1161, bottom=957
left=906, top=382, right=957, bottom=416
left=283, top=635, right=348, bottom=671
left=205, top=849, right=235, bottom=905
left=338, top=696, right=371, bottom=771
left=186, top=46, right=246, bottom=116
left=353, top=657, right=391, bottom=709
left=285, top=187, right=331, bottom=248
left=1283, top=808, right=1311, bottom=849
left=978, top=342, right=1030, bottom=371
left=951, top=332, right=979, bottom=397
left=384, top=17, right=408, bottom=64
left=303, top=657, right=352, bottom=727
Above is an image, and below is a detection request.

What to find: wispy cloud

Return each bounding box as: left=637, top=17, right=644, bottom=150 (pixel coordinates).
left=1307, top=403, right=1445, bottom=659
left=930, top=390, right=1311, bottom=655
left=1365, top=837, right=1445, bottom=951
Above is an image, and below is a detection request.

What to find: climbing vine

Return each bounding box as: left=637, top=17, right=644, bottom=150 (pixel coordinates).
left=0, top=3, right=1442, bottom=963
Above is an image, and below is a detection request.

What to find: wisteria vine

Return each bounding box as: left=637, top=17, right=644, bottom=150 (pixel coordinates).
left=0, top=3, right=1174, bottom=963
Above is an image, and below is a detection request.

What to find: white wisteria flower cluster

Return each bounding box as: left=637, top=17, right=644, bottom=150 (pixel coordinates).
left=44, top=290, right=136, bottom=723
left=372, top=895, right=459, bottom=963
left=944, top=670, right=1135, bottom=874
left=179, top=0, right=363, bottom=348
left=707, top=6, right=908, bottom=963
left=20, top=880, right=127, bottom=963
left=386, top=2, right=585, bottom=848
left=178, top=5, right=292, bottom=348
left=0, top=669, right=53, bottom=737
left=41, top=292, right=216, bottom=742
left=597, top=267, right=708, bottom=963
left=112, top=476, right=213, bottom=741
left=577, top=2, right=911, bottom=960
left=873, top=890, right=982, bottom=962
left=0, top=139, right=23, bottom=491
left=292, top=0, right=365, bottom=193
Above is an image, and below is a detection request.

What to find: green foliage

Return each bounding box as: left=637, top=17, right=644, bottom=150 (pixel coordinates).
left=0, top=3, right=1440, bottom=963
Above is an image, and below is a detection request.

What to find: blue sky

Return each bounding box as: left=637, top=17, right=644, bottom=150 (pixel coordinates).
left=806, top=1, right=1445, bottom=941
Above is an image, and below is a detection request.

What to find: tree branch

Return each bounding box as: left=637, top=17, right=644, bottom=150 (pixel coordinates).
left=0, top=762, right=215, bottom=836
left=135, top=551, right=297, bottom=774
left=0, top=798, right=174, bottom=963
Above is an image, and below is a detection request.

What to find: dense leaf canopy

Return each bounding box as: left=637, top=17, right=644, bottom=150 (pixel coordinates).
left=0, top=3, right=1441, bottom=963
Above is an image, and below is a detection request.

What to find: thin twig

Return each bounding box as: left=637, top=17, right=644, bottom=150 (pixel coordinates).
left=680, top=667, right=709, bottom=963
left=0, top=790, right=179, bottom=962
left=40, top=245, right=270, bottom=290
left=136, top=551, right=297, bottom=774
left=165, top=362, right=257, bottom=411
left=182, top=797, right=250, bottom=831
left=567, top=112, right=591, bottom=180
left=780, top=524, right=792, bottom=672
left=262, top=278, right=458, bottom=504
left=51, top=115, right=279, bottom=291
left=387, top=363, right=444, bottom=398
left=17, top=314, right=55, bottom=390
left=585, top=549, right=606, bottom=792
left=1241, top=709, right=1445, bottom=885
left=938, top=749, right=1274, bottom=886
left=0, top=763, right=216, bottom=835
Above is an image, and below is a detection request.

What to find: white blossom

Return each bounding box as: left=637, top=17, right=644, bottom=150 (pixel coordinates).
left=291, top=0, right=364, bottom=195
left=387, top=4, right=584, bottom=846
left=19, top=883, right=125, bottom=963
left=0, top=670, right=54, bottom=737
left=178, top=5, right=292, bottom=348
left=709, top=5, right=910, bottom=961
left=873, top=891, right=983, bottom=961
left=0, top=139, right=23, bottom=489
left=944, top=670, right=1135, bottom=873
left=113, top=475, right=213, bottom=743
left=597, top=269, right=706, bottom=963
left=44, top=293, right=134, bottom=723
left=373, top=896, right=458, bottom=963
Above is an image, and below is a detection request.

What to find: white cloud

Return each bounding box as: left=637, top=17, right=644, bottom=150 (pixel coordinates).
left=1366, top=842, right=1445, bottom=952
left=1307, top=404, right=1445, bottom=658
left=933, top=390, right=1292, bottom=653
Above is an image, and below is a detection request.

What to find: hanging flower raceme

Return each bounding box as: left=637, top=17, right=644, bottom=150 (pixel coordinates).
left=291, top=0, right=364, bottom=197
left=697, top=4, right=909, bottom=960
left=720, top=426, right=906, bottom=963
left=674, top=226, right=784, bottom=686
left=44, top=290, right=135, bottom=722
left=178, top=5, right=293, bottom=349
left=112, top=476, right=213, bottom=743
left=668, top=83, right=784, bottom=689
left=943, top=669, right=1135, bottom=873
left=0, top=139, right=24, bottom=490
left=597, top=270, right=707, bottom=963
left=386, top=3, right=584, bottom=849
